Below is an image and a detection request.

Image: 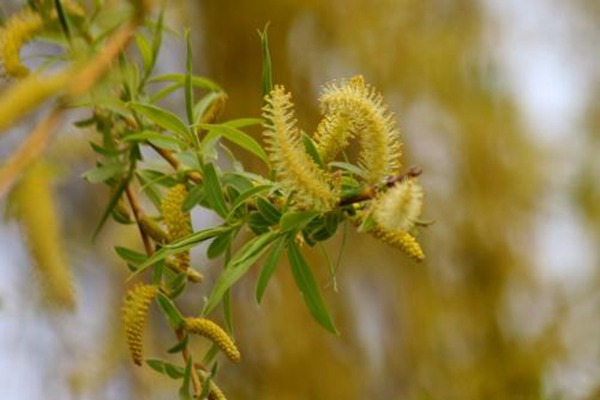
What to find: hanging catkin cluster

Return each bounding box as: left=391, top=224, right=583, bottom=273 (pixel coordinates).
left=122, top=284, right=158, bottom=366
left=263, top=76, right=425, bottom=259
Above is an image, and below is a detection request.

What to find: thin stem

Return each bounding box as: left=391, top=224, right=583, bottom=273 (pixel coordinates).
left=124, top=184, right=203, bottom=398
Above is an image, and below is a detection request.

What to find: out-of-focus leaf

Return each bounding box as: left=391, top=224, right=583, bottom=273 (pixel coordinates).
left=287, top=241, right=338, bottom=334
left=255, top=236, right=285, bottom=303
left=184, top=29, right=194, bottom=125
left=207, top=230, right=234, bottom=259
left=82, top=162, right=123, bottom=183
left=115, top=246, right=147, bottom=265
left=178, top=357, right=192, bottom=400
left=147, top=359, right=185, bottom=379
left=130, top=102, right=191, bottom=141
left=199, top=124, right=268, bottom=164
left=149, top=73, right=221, bottom=91
left=222, top=118, right=263, bottom=128
left=167, top=334, right=188, bottom=354
left=204, top=231, right=279, bottom=314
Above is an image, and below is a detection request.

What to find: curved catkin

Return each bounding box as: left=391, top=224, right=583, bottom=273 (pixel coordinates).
left=161, top=184, right=192, bottom=273
left=122, top=284, right=158, bottom=366
left=313, top=113, right=353, bottom=164
left=184, top=318, right=241, bottom=363
left=371, top=226, right=425, bottom=262
left=200, top=92, right=228, bottom=124
left=318, top=75, right=402, bottom=184
left=373, top=179, right=424, bottom=233
left=207, top=379, right=227, bottom=400
left=12, top=161, right=76, bottom=309
left=0, top=8, right=44, bottom=79
left=263, top=85, right=337, bottom=210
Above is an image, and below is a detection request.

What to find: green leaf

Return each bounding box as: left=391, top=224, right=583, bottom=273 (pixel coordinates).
left=203, top=163, right=229, bottom=218
left=167, top=272, right=187, bottom=299
left=255, top=237, right=285, bottom=303
left=184, top=29, right=194, bottom=125
left=147, top=359, right=185, bottom=379
left=93, top=179, right=128, bottom=240
left=222, top=118, right=263, bottom=128
left=227, top=184, right=271, bottom=219
left=280, top=210, right=320, bottom=232
left=287, top=241, right=338, bottom=334
left=199, top=124, right=268, bottom=164
left=179, top=357, right=192, bottom=400
left=193, top=91, right=227, bottom=123
left=207, top=230, right=234, bottom=259
left=258, top=23, right=273, bottom=97
left=182, top=183, right=205, bottom=212
left=329, top=161, right=367, bottom=179
left=82, top=162, right=123, bottom=183
left=302, top=133, right=325, bottom=169
left=156, top=293, right=185, bottom=329
left=204, top=231, right=279, bottom=314
left=128, top=226, right=229, bottom=280
left=54, top=0, right=71, bottom=40
left=130, top=102, right=191, bottom=141
left=123, top=130, right=186, bottom=150
left=149, top=73, right=221, bottom=91
left=256, top=197, right=281, bottom=225
left=115, top=246, right=147, bottom=265
left=135, top=34, right=152, bottom=74
left=167, top=334, right=188, bottom=354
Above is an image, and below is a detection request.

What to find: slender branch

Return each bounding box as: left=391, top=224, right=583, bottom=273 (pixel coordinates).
left=147, top=142, right=202, bottom=183
left=176, top=328, right=203, bottom=397
left=338, top=166, right=423, bottom=206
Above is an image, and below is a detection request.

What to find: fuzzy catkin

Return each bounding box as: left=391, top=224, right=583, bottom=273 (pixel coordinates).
left=0, top=7, right=43, bottom=79
left=161, top=184, right=192, bottom=273
left=317, top=75, right=402, bottom=184
left=373, top=179, right=424, bottom=233
left=184, top=318, right=241, bottom=363
left=13, top=161, right=76, bottom=309
left=122, top=284, right=158, bottom=365
left=371, top=226, right=425, bottom=262
left=263, top=85, right=338, bottom=210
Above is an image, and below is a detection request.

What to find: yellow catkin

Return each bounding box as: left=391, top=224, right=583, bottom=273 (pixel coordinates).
left=371, top=226, right=425, bottom=262
left=200, top=92, right=228, bottom=124
left=0, top=8, right=44, bottom=79
left=318, top=75, right=402, bottom=184
left=184, top=318, right=241, bottom=363
left=139, top=214, right=169, bottom=243
left=0, top=70, right=70, bottom=133
left=263, top=85, right=338, bottom=210
left=122, top=284, right=159, bottom=366
left=12, top=161, right=76, bottom=309
left=373, top=178, right=424, bottom=233
left=161, top=184, right=192, bottom=273
left=207, top=379, right=227, bottom=400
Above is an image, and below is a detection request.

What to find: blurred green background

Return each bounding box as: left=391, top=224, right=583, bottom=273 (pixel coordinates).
left=2, top=0, right=600, bottom=399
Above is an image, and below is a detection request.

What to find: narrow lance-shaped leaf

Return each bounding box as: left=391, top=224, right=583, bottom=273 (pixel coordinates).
left=258, top=23, right=273, bottom=97
left=204, top=231, right=280, bottom=314
left=255, top=236, right=285, bottom=303
left=203, top=163, right=229, bottom=218
left=287, top=240, right=338, bottom=334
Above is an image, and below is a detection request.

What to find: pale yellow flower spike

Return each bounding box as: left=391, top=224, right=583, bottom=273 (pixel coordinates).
left=0, top=8, right=44, bottom=79
left=263, top=85, right=338, bottom=210
left=371, top=226, right=425, bottom=262
left=122, top=284, right=159, bottom=366
left=207, top=379, right=227, bottom=400
left=184, top=317, right=241, bottom=363
left=373, top=178, right=424, bottom=233
left=318, top=75, right=402, bottom=184
left=12, top=161, right=76, bottom=309
left=161, top=184, right=192, bottom=273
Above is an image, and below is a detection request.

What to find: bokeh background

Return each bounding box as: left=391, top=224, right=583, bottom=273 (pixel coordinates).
left=1, top=0, right=600, bottom=399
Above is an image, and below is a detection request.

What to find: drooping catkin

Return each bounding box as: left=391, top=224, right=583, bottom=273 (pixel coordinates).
left=161, top=184, right=192, bottom=273
left=263, top=85, right=338, bottom=210
left=207, top=378, right=227, bottom=400
left=0, top=70, right=70, bottom=133
left=373, top=178, right=424, bottom=233
left=371, top=226, right=425, bottom=262
left=317, top=75, right=402, bottom=184
left=184, top=318, right=241, bottom=363
left=122, top=284, right=158, bottom=365
left=0, top=7, right=44, bottom=79
left=12, top=161, right=76, bottom=309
